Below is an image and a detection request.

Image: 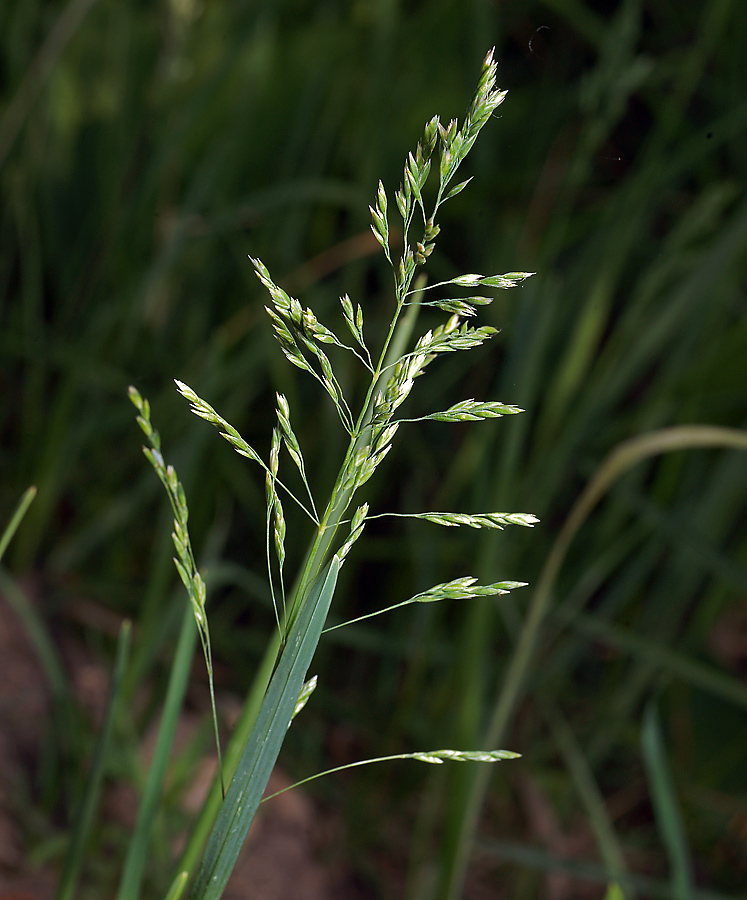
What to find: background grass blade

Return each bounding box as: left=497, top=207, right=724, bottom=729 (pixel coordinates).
left=543, top=704, right=630, bottom=897
left=477, top=838, right=733, bottom=900
left=642, top=701, right=695, bottom=900
left=116, top=603, right=197, bottom=900
left=0, top=0, right=101, bottom=169
left=164, top=872, right=189, bottom=900
left=0, top=485, right=36, bottom=562
left=565, top=614, right=747, bottom=713
left=53, top=620, right=131, bottom=900
left=438, top=427, right=747, bottom=899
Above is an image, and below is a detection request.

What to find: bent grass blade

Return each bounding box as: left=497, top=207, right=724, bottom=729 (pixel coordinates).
left=0, top=485, right=37, bottom=563
left=441, top=425, right=747, bottom=900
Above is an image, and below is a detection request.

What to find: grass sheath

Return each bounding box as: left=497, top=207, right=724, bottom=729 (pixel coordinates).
left=187, top=557, right=341, bottom=900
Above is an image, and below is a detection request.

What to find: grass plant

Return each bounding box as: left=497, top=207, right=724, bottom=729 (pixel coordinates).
left=2, top=2, right=747, bottom=898
left=120, top=50, right=535, bottom=898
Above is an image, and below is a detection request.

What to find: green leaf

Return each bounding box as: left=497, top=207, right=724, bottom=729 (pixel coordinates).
left=116, top=608, right=197, bottom=900
left=189, top=557, right=340, bottom=900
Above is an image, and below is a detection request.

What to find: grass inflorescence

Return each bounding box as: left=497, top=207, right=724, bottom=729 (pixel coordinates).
left=126, top=49, right=535, bottom=899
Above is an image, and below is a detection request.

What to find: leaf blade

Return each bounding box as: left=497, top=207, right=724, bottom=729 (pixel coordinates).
left=189, top=557, right=340, bottom=900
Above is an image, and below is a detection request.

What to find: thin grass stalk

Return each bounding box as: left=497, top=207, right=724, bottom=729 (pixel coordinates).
left=116, top=604, right=197, bottom=900
left=542, top=704, right=630, bottom=897
left=53, top=620, right=131, bottom=900
left=641, top=702, right=695, bottom=900
left=262, top=748, right=519, bottom=802
left=0, top=567, right=70, bottom=708
left=0, top=486, right=37, bottom=562
left=0, top=565, right=82, bottom=820
left=164, top=871, right=189, bottom=900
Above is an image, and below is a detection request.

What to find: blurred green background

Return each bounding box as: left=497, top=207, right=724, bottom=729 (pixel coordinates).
left=2, top=0, right=747, bottom=897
